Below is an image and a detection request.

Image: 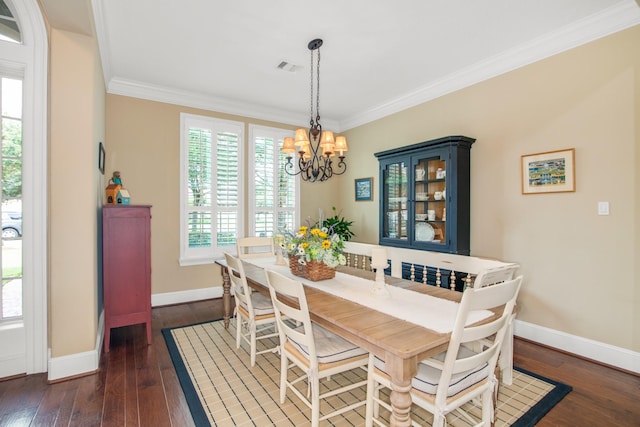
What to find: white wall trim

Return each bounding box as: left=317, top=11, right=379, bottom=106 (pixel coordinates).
left=155, top=288, right=640, bottom=374
left=47, top=293, right=639, bottom=379
left=108, top=77, right=317, bottom=130
left=514, top=319, right=640, bottom=374
left=151, top=287, right=224, bottom=307
left=47, top=348, right=100, bottom=382
left=5, top=0, right=49, bottom=377
left=47, top=311, right=104, bottom=381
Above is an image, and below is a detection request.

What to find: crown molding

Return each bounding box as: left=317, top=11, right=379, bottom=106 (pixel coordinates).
left=98, top=1, right=639, bottom=133
left=107, top=77, right=344, bottom=130
left=91, top=0, right=111, bottom=89
left=339, top=0, right=640, bottom=131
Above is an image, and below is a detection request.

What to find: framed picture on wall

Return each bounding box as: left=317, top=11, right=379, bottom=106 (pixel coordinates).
left=98, top=142, right=106, bottom=175
left=355, top=177, right=373, bottom=201
left=521, top=148, right=575, bottom=194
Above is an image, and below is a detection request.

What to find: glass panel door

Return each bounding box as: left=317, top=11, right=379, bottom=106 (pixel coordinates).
left=381, top=159, right=408, bottom=241
left=414, top=155, right=446, bottom=245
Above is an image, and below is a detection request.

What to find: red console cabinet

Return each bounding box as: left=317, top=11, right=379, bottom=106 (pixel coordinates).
left=103, top=205, right=152, bottom=352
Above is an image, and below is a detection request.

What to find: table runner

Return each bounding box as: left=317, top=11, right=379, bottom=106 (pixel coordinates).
left=245, top=257, right=491, bottom=334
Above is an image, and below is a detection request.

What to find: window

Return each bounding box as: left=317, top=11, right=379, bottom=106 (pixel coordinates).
left=248, top=125, right=298, bottom=238
left=180, top=114, right=243, bottom=265
left=0, top=0, right=21, bottom=44
left=1, top=76, right=22, bottom=320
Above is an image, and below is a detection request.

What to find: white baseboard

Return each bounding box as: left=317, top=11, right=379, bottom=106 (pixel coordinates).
left=514, top=319, right=640, bottom=374
left=151, top=286, right=224, bottom=307
left=46, top=291, right=638, bottom=380
left=46, top=289, right=226, bottom=381
left=47, top=311, right=104, bottom=382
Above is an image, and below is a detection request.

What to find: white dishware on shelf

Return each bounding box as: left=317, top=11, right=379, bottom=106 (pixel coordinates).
left=415, top=222, right=435, bottom=241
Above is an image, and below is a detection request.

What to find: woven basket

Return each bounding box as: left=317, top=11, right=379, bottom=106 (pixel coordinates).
left=304, top=260, right=336, bottom=281
left=288, top=256, right=336, bottom=281
left=288, top=255, right=305, bottom=278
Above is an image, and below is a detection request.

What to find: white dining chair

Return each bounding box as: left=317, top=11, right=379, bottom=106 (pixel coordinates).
left=236, top=236, right=275, bottom=259
left=224, top=253, right=278, bottom=367
left=472, top=264, right=520, bottom=385
left=265, top=269, right=369, bottom=427
left=365, top=275, right=523, bottom=427
left=472, top=264, right=519, bottom=289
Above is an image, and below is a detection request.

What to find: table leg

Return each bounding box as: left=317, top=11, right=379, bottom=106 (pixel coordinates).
left=386, top=355, right=417, bottom=427
left=221, top=264, right=231, bottom=329
left=389, top=381, right=413, bottom=426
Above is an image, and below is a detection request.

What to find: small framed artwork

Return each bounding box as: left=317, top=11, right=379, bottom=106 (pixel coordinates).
left=521, top=148, right=575, bottom=195
left=98, top=142, right=106, bottom=175
left=355, top=177, right=373, bottom=201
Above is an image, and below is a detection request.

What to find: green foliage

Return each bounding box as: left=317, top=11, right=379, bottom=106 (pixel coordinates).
left=321, top=207, right=354, bottom=242
left=2, top=119, right=22, bottom=200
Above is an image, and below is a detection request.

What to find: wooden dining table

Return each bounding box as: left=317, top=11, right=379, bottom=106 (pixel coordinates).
left=215, top=258, right=499, bottom=427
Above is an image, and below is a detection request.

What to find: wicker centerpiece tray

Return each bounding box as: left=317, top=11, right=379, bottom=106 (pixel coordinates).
left=288, top=255, right=336, bottom=281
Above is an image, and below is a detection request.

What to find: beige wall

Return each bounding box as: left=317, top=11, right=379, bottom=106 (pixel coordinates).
left=104, top=99, right=308, bottom=295
left=339, top=26, right=639, bottom=352
left=51, top=24, right=638, bottom=360
left=49, top=28, right=105, bottom=357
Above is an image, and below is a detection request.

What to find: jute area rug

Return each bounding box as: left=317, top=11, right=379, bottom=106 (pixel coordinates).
left=163, top=319, right=571, bottom=427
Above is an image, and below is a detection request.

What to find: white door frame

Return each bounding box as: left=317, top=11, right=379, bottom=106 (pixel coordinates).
left=0, top=0, right=48, bottom=376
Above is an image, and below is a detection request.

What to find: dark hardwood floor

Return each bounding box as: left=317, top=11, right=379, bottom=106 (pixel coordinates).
left=0, top=299, right=638, bottom=426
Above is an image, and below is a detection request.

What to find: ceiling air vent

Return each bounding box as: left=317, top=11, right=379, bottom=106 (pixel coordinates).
left=276, top=61, right=300, bottom=72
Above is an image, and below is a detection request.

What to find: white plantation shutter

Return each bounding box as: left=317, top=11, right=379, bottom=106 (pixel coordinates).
left=180, top=114, right=243, bottom=264
left=249, top=125, right=298, bottom=238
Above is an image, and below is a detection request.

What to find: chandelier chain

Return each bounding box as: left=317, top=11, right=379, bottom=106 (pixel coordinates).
left=309, top=45, right=322, bottom=125
left=309, top=46, right=314, bottom=125
left=316, top=49, right=320, bottom=123
left=282, top=38, right=347, bottom=182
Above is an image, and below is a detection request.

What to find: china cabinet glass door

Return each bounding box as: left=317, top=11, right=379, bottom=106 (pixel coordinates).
left=381, top=158, right=408, bottom=242
left=413, top=154, right=447, bottom=247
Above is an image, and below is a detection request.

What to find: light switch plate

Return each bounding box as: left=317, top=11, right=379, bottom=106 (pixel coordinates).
left=598, top=201, right=609, bottom=215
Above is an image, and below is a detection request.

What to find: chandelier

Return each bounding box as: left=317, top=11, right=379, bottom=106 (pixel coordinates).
left=282, top=38, right=348, bottom=182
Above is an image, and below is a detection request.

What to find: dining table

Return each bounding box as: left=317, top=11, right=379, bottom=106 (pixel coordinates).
left=215, top=257, right=500, bottom=427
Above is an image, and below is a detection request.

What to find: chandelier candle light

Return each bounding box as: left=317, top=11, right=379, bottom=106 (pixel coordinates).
left=282, top=39, right=348, bottom=182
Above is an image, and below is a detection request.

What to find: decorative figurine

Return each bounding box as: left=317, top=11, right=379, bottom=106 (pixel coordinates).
left=110, top=171, right=123, bottom=186
left=106, top=171, right=130, bottom=205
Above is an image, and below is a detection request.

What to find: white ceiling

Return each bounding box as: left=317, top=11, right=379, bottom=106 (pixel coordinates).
left=39, top=0, right=640, bottom=131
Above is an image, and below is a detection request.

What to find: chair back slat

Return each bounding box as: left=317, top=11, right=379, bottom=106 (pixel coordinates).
left=224, top=253, right=253, bottom=313
left=472, top=265, right=519, bottom=288
left=237, top=236, right=275, bottom=259
left=265, top=270, right=317, bottom=365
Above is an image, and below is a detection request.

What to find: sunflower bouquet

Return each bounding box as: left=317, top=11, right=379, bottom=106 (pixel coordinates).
left=284, top=224, right=347, bottom=269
